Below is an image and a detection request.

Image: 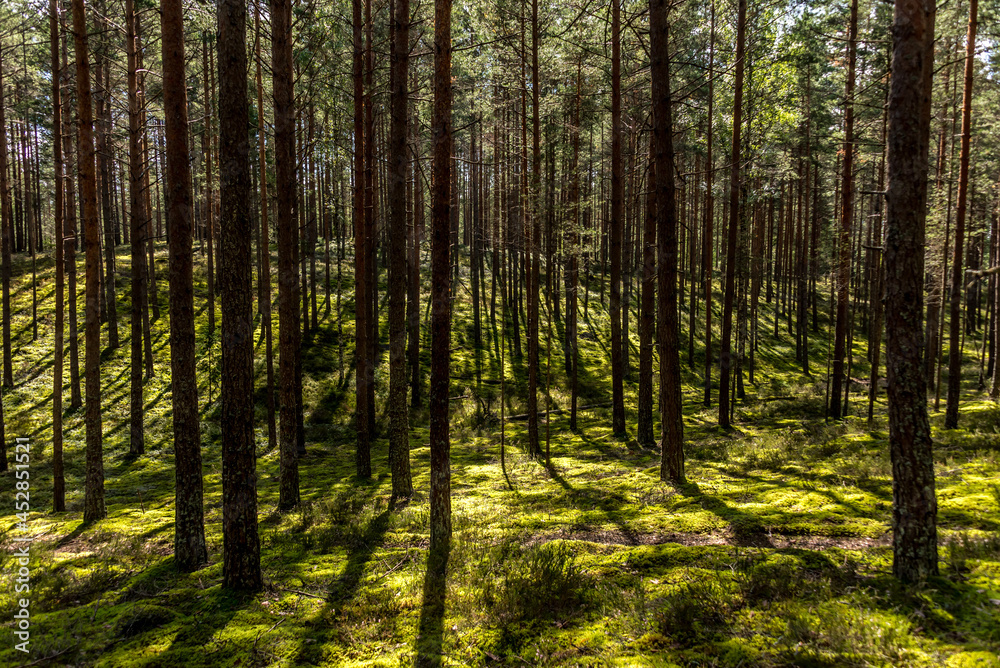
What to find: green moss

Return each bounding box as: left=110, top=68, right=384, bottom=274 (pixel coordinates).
left=1, top=246, right=999, bottom=666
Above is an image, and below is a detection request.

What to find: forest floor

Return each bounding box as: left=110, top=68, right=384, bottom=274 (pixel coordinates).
left=1, top=244, right=1000, bottom=667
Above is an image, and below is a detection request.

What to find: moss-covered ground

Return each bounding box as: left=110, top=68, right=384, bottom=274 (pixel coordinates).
left=1, top=243, right=999, bottom=667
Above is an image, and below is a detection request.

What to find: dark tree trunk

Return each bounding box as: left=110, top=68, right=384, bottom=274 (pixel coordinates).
left=830, top=0, right=858, bottom=420
left=526, top=0, right=541, bottom=455
left=61, top=17, right=81, bottom=411
left=203, top=40, right=216, bottom=338
left=352, top=0, right=372, bottom=477
left=945, top=0, right=977, bottom=429
left=255, top=2, right=277, bottom=453
left=388, top=0, right=413, bottom=499
left=719, top=0, right=745, bottom=429
left=272, top=0, right=300, bottom=508
left=703, top=0, right=715, bottom=407
left=637, top=141, right=655, bottom=447
left=884, top=0, right=939, bottom=582
left=50, top=0, right=65, bottom=507
left=430, top=0, right=453, bottom=557
left=126, top=0, right=146, bottom=456
left=0, top=46, right=12, bottom=390
left=162, top=0, right=207, bottom=572
left=609, top=0, right=625, bottom=436
left=72, top=0, right=106, bottom=523
left=218, top=0, right=262, bottom=590
left=651, top=0, right=684, bottom=482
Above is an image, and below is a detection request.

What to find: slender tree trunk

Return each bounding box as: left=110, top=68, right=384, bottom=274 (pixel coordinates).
left=526, top=0, right=542, bottom=455
left=272, top=0, right=300, bottom=508
left=638, top=140, right=655, bottom=447
left=218, top=0, right=262, bottom=590
left=72, top=0, right=106, bottom=523
left=703, top=0, right=715, bottom=407
left=609, top=0, right=625, bottom=436
left=126, top=0, right=146, bottom=456
left=651, top=0, right=683, bottom=480
left=162, top=0, right=207, bottom=572
left=352, top=0, right=371, bottom=477
left=0, top=47, right=12, bottom=389
left=255, top=2, right=277, bottom=453
left=884, top=0, right=938, bottom=582
left=50, top=0, right=65, bottom=506
left=945, top=0, right=978, bottom=429
left=388, top=0, right=413, bottom=499
left=429, top=0, right=453, bottom=558
left=61, top=17, right=81, bottom=410
left=95, top=4, right=118, bottom=350
left=719, top=0, right=745, bottom=429
left=203, top=39, right=216, bottom=338
left=830, top=0, right=858, bottom=419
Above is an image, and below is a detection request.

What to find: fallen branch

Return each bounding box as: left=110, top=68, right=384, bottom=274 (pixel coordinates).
left=965, top=265, right=1000, bottom=288
left=17, top=648, right=71, bottom=667
left=505, top=402, right=612, bottom=421
left=278, top=587, right=326, bottom=600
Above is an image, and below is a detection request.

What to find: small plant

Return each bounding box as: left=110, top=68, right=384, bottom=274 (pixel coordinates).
left=655, top=578, right=731, bottom=645
left=474, top=541, right=589, bottom=624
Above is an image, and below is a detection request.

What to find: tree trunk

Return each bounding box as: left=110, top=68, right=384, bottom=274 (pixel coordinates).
left=255, top=1, right=277, bottom=453
left=272, top=0, right=300, bottom=508
left=830, top=0, right=858, bottom=419
left=71, top=0, right=106, bottom=523
left=719, top=0, right=745, bottom=429
left=218, top=0, right=262, bottom=590
left=161, top=0, right=207, bottom=572
left=637, top=140, right=655, bottom=447
left=650, top=0, right=684, bottom=481
left=126, top=0, right=146, bottom=456
left=429, top=0, right=453, bottom=559
left=0, top=45, right=12, bottom=390
left=388, top=0, right=413, bottom=499
left=609, top=0, right=625, bottom=436
left=352, top=0, right=371, bottom=477
left=945, top=0, right=978, bottom=429
left=884, top=0, right=938, bottom=582
left=703, top=0, right=715, bottom=407
left=50, top=0, right=65, bottom=507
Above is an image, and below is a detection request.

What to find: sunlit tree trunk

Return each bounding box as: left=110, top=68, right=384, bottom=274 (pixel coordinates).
left=884, top=0, right=938, bottom=582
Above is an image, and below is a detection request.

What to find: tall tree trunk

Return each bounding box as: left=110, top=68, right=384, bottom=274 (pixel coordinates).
left=50, top=0, right=65, bottom=507
left=218, top=0, right=262, bottom=590
left=162, top=0, right=207, bottom=572
left=255, top=1, right=277, bottom=453
left=526, top=0, right=542, bottom=455
left=703, top=0, right=715, bottom=407
left=72, top=0, right=106, bottom=523
left=126, top=0, right=146, bottom=456
left=272, top=0, right=300, bottom=508
left=650, top=0, right=683, bottom=481
left=429, top=0, right=453, bottom=558
left=637, top=140, right=655, bottom=447
left=61, top=15, right=82, bottom=410
left=609, top=0, right=625, bottom=436
left=830, top=0, right=858, bottom=419
left=352, top=0, right=371, bottom=477
left=0, top=46, right=12, bottom=389
left=884, top=0, right=938, bottom=582
left=945, top=0, right=978, bottom=429
left=568, top=61, right=581, bottom=432
left=719, top=0, right=745, bottom=429
left=95, top=2, right=118, bottom=350
left=203, top=38, right=216, bottom=337
left=388, top=0, right=413, bottom=499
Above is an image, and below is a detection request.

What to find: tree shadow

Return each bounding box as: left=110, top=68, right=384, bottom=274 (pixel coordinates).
left=414, top=545, right=450, bottom=668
